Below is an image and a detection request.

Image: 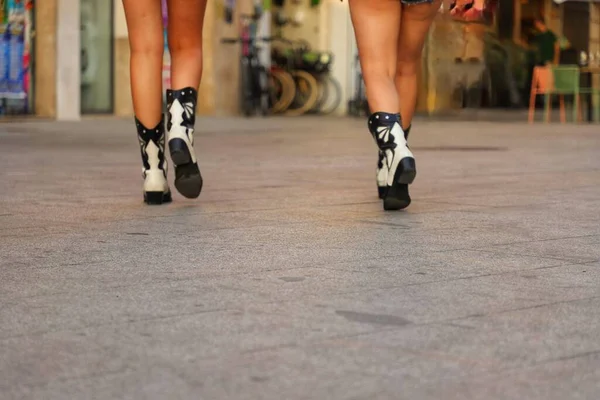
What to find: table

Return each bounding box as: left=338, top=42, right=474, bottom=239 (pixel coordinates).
left=580, top=66, right=600, bottom=122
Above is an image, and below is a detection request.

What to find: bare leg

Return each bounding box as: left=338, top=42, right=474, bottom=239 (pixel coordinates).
left=164, top=0, right=208, bottom=200
left=349, top=0, right=401, bottom=113
left=167, top=0, right=208, bottom=90
left=122, top=0, right=164, bottom=127
left=350, top=0, right=416, bottom=211
left=395, top=0, right=441, bottom=129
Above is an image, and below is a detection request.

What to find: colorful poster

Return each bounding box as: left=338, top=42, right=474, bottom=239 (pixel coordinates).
left=1, top=0, right=30, bottom=114
left=162, top=0, right=170, bottom=95
left=23, top=0, right=32, bottom=101
left=6, top=0, right=24, bottom=23
left=0, top=24, right=9, bottom=95
left=7, top=21, right=24, bottom=97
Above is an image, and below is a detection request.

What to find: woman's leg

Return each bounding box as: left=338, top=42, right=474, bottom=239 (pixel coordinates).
left=349, top=0, right=401, bottom=113
left=395, top=0, right=442, bottom=129
left=165, top=0, right=208, bottom=199
left=349, top=0, right=415, bottom=211
left=123, top=0, right=164, bottom=127
left=381, top=1, right=441, bottom=209
left=123, top=0, right=171, bottom=205
left=167, top=0, right=207, bottom=90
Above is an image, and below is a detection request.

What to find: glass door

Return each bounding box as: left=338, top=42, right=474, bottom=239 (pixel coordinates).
left=80, top=0, right=113, bottom=114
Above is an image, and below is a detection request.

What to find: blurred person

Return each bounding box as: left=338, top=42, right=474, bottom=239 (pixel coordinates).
left=123, top=0, right=206, bottom=205
left=349, top=0, right=445, bottom=210
left=450, top=0, right=483, bottom=21
left=532, top=17, right=559, bottom=66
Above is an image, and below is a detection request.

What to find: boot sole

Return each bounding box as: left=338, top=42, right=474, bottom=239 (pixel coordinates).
left=169, top=138, right=203, bottom=199
left=396, top=157, right=416, bottom=184
left=169, top=138, right=194, bottom=166
left=383, top=157, right=415, bottom=211
left=175, top=163, right=203, bottom=199
left=144, top=191, right=173, bottom=205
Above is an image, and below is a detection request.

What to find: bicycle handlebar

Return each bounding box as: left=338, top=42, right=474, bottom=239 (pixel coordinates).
left=221, top=37, right=275, bottom=44
left=239, top=13, right=261, bottom=21
left=221, top=37, right=311, bottom=51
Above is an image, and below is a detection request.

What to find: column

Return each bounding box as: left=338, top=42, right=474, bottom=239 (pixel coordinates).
left=113, top=0, right=133, bottom=116
left=197, top=0, right=216, bottom=115
left=513, top=0, right=521, bottom=43
left=34, top=0, right=57, bottom=117
left=55, top=0, right=80, bottom=120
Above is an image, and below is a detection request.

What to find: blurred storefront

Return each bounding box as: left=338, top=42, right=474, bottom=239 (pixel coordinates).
left=23, top=0, right=600, bottom=119
left=419, top=0, right=600, bottom=113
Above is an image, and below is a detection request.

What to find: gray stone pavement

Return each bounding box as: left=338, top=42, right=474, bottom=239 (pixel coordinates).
left=1, top=115, right=600, bottom=400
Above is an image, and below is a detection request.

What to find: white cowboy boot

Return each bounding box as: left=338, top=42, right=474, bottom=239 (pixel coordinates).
left=136, top=116, right=172, bottom=205
left=368, top=112, right=415, bottom=210
left=166, top=87, right=203, bottom=199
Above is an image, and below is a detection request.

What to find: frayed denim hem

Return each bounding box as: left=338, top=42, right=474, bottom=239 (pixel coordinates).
left=401, top=0, right=435, bottom=4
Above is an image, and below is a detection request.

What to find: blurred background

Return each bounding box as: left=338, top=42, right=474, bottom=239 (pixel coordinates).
left=1, top=0, right=599, bottom=120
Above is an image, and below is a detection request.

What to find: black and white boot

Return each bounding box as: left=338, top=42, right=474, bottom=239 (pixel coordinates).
left=368, top=112, right=415, bottom=211
left=136, top=117, right=172, bottom=205
left=377, top=124, right=411, bottom=199
left=166, top=87, right=203, bottom=199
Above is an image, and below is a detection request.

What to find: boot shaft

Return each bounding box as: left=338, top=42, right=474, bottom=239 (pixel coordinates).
left=166, top=87, right=198, bottom=132
left=135, top=116, right=167, bottom=172
left=368, top=112, right=405, bottom=151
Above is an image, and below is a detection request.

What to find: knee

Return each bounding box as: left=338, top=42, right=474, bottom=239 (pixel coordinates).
left=168, top=35, right=203, bottom=56
left=362, top=61, right=395, bottom=84
left=396, top=56, right=420, bottom=78
left=130, top=36, right=164, bottom=58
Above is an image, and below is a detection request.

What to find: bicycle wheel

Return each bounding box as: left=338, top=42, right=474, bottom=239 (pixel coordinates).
left=269, top=69, right=296, bottom=113
left=279, top=71, right=297, bottom=113
left=310, top=76, right=328, bottom=114
left=285, top=70, right=319, bottom=117
left=317, top=75, right=342, bottom=115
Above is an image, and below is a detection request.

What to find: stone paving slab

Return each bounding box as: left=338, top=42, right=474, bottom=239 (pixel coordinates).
left=1, top=116, right=599, bottom=399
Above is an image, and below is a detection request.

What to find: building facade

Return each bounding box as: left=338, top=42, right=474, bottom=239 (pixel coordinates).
left=21, top=0, right=600, bottom=120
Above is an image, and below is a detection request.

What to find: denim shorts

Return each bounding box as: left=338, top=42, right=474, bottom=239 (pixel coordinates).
left=401, top=0, right=435, bottom=4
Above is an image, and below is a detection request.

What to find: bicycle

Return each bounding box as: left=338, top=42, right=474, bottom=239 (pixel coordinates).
left=270, top=37, right=320, bottom=116
left=222, top=14, right=296, bottom=117
left=221, top=13, right=270, bottom=117
left=294, top=50, right=342, bottom=115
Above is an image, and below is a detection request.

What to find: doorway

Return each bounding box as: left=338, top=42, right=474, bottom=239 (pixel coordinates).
left=80, top=0, right=114, bottom=114
left=563, top=2, right=589, bottom=53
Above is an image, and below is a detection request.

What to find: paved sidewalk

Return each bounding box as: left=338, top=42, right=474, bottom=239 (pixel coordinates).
left=1, top=116, right=600, bottom=400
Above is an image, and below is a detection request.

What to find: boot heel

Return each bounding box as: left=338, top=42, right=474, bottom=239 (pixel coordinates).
left=144, top=191, right=167, bottom=205
left=169, top=138, right=192, bottom=166
left=396, top=157, right=416, bottom=184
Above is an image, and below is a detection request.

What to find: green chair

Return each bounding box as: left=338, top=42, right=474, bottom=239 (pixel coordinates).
left=549, top=66, right=580, bottom=122
left=550, top=65, right=599, bottom=122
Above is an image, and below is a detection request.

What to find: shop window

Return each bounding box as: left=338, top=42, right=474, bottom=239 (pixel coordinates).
left=496, top=0, right=514, bottom=40
left=81, top=0, right=113, bottom=114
